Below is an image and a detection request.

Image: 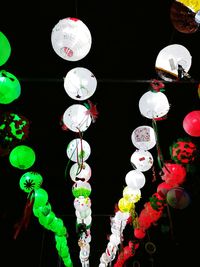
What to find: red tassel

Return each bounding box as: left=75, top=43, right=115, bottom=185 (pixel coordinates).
left=86, top=100, right=99, bottom=122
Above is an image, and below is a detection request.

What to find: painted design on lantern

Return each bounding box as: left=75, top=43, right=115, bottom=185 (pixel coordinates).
left=134, top=127, right=150, bottom=142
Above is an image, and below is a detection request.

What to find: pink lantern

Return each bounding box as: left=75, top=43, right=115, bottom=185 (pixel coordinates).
left=183, top=110, right=200, bottom=137
left=166, top=187, right=191, bottom=209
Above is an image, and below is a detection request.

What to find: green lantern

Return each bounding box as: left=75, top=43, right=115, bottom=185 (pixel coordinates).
left=34, top=188, right=48, bottom=208
left=9, top=145, right=36, bottom=169
left=0, top=32, right=11, bottom=66
left=72, top=181, right=91, bottom=198
left=33, top=202, right=51, bottom=217
left=0, top=70, right=21, bottom=104
left=19, top=171, right=43, bottom=193
left=38, top=211, right=56, bottom=228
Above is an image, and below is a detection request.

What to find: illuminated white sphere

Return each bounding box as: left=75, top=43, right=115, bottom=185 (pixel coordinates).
left=63, top=104, right=92, bottom=132
left=131, top=125, right=156, bottom=150
left=75, top=207, right=92, bottom=219
left=123, top=186, right=141, bottom=203
left=125, top=169, right=146, bottom=189
left=77, top=215, right=92, bottom=226
left=51, top=17, right=92, bottom=61
left=64, top=67, right=97, bottom=100
left=139, top=90, right=170, bottom=119
left=74, top=196, right=91, bottom=212
left=66, top=138, right=91, bottom=162
left=109, top=233, right=121, bottom=246
left=130, top=149, right=154, bottom=172
left=70, top=162, right=91, bottom=182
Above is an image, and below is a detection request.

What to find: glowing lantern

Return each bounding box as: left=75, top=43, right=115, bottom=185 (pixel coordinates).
left=183, top=110, right=200, bottom=137
left=134, top=228, right=146, bottom=239
left=157, top=182, right=172, bottom=198
left=9, top=145, right=36, bottom=169
left=166, top=187, right=191, bottom=209
left=51, top=17, right=92, bottom=61
left=123, top=186, right=141, bottom=203
left=66, top=138, right=91, bottom=162
left=63, top=104, right=92, bottom=132
left=155, top=44, right=192, bottom=81
left=72, top=181, right=91, bottom=198
left=33, top=202, right=51, bottom=217
left=77, top=215, right=92, bottom=227
left=75, top=207, right=91, bottom=219
left=131, top=125, right=156, bottom=150
left=118, top=197, right=133, bottom=213
left=125, top=169, right=146, bottom=190
left=109, top=233, right=121, bottom=246
left=64, top=67, right=97, bottom=101
left=169, top=138, right=197, bottom=164
left=195, top=10, right=200, bottom=23
left=69, top=162, right=91, bottom=182
left=74, top=196, right=91, bottom=212
left=0, top=70, right=21, bottom=104
left=34, top=188, right=48, bottom=208
left=161, top=163, right=187, bottom=187
left=0, top=32, right=11, bottom=66
left=38, top=211, right=56, bottom=227
left=177, top=0, right=200, bottom=12
left=19, top=171, right=43, bottom=193
left=130, top=149, right=154, bottom=172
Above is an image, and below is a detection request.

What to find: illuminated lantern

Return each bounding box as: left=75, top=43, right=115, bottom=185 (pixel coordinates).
left=155, top=44, right=192, bottom=81
left=161, top=163, right=187, bottom=187
left=0, top=70, right=21, bottom=104
left=64, top=67, right=97, bottom=101
left=9, top=145, right=36, bottom=169
left=169, top=138, right=197, bottom=164
left=0, top=32, right=11, bottom=66
left=166, top=187, right=191, bottom=209
left=123, top=186, right=141, bottom=203
left=77, top=215, right=92, bottom=227
left=106, top=242, right=118, bottom=261
left=66, top=138, right=91, bottom=162
left=74, top=196, right=91, bottom=212
left=38, top=211, right=56, bottom=227
left=177, top=0, right=200, bottom=12
left=69, top=162, right=91, bottom=182
left=183, top=110, right=200, bottom=137
left=118, top=197, right=133, bottom=213
left=195, top=10, right=200, bottom=23
left=134, top=228, right=146, bottom=239
left=34, top=188, right=48, bottom=208
left=157, top=182, right=172, bottom=198
left=51, top=17, right=92, bottom=61
left=75, top=207, right=91, bottom=219
left=19, top=171, right=43, bottom=193
left=72, top=181, right=91, bottom=198
left=33, top=202, right=51, bottom=217
left=131, top=125, right=156, bottom=150
left=139, top=90, right=170, bottom=119
left=130, top=149, right=154, bottom=172
left=63, top=104, right=92, bottom=132
left=125, top=169, right=146, bottom=190
left=109, top=233, right=121, bottom=246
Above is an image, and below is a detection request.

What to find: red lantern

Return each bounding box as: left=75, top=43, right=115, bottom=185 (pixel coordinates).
left=183, top=110, right=200, bottom=137
left=161, top=163, right=187, bottom=187
left=157, top=182, right=173, bottom=198
left=134, top=228, right=146, bottom=239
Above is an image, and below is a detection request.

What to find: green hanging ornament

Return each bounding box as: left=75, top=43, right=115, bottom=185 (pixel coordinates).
left=9, top=145, right=36, bottom=169
left=0, top=32, right=11, bottom=66
left=34, top=188, right=48, bottom=208
left=19, top=171, right=43, bottom=193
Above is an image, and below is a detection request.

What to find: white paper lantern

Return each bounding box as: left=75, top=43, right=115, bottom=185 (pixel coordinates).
left=130, top=149, right=154, bottom=172
left=64, top=67, right=97, bottom=100
left=195, top=10, right=200, bottom=23
left=75, top=207, right=92, bottom=219
left=123, top=186, right=141, bottom=203
left=131, top=125, right=156, bottom=150
left=74, top=196, right=91, bottom=212
left=51, top=17, right=92, bottom=61
left=69, top=162, right=91, bottom=182
left=66, top=138, right=91, bottom=162
left=63, top=104, right=92, bottom=132
left=139, top=91, right=170, bottom=119
left=106, top=242, right=118, bottom=261
left=77, top=215, right=92, bottom=226
left=125, top=169, right=146, bottom=189
left=155, top=44, right=192, bottom=81
left=109, top=233, right=121, bottom=246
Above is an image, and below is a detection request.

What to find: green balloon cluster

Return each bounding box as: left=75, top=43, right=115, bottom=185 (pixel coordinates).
left=0, top=31, right=11, bottom=66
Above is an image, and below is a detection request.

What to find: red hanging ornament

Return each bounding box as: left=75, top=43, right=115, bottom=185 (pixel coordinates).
left=161, top=163, right=187, bottom=187
left=183, top=110, right=200, bottom=137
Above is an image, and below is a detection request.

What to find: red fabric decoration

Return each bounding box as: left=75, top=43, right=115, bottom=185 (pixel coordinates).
left=161, top=163, right=187, bottom=187
left=150, top=79, right=165, bottom=92
left=157, top=182, right=173, bottom=198
left=183, top=110, right=200, bottom=137
left=85, top=100, right=99, bottom=122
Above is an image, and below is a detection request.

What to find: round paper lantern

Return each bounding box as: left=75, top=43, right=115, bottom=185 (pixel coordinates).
left=9, top=145, right=36, bottom=169
left=77, top=215, right=92, bottom=227
left=64, top=67, right=97, bottom=100
left=75, top=208, right=91, bottom=220
left=0, top=70, right=21, bottom=104
left=130, top=149, right=154, bottom=172
left=139, top=90, right=170, bottom=119
left=69, top=162, right=91, bottom=182
left=0, top=32, right=11, bottom=66
left=74, top=196, right=91, bottom=212
left=66, top=138, right=91, bottom=162
left=123, top=186, right=141, bottom=203
left=195, top=10, right=200, bottom=23
left=166, top=187, right=191, bottom=209
left=155, top=44, right=192, bottom=81
left=131, top=125, right=156, bottom=150
left=125, top=169, right=146, bottom=189
left=63, top=104, right=92, bottom=132
left=34, top=188, right=48, bottom=208
left=109, top=233, right=121, bottom=246
left=118, top=197, right=133, bottom=213
left=183, top=110, right=200, bottom=137
left=177, top=0, right=200, bottom=12
left=161, top=163, right=187, bottom=187
left=19, top=171, right=43, bottom=193
left=134, top=228, right=146, bottom=239
left=51, top=17, right=92, bottom=61
left=72, top=181, right=91, bottom=198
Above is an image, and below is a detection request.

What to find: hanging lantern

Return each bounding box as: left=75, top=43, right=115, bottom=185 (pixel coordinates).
left=74, top=196, right=91, bottom=212
left=130, top=149, right=154, bottom=172
left=139, top=90, right=170, bottom=119
left=155, top=44, right=192, bottom=81
left=51, top=17, right=92, bottom=61
left=166, top=187, right=191, bottom=209
left=33, top=188, right=48, bottom=208
left=123, top=186, right=141, bottom=203
left=0, top=32, right=11, bottom=66
left=69, top=162, right=91, bottom=182
left=118, top=197, right=133, bottom=213
left=9, top=145, right=36, bottom=169
left=75, top=207, right=92, bottom=220
left=177, top=0, right=200, bottom=12
left=125, top=169, right=146, bottom=190
left=134, top=228, right=146, bottom=239
left=161, top=163, right=187, bottom=187
left=183, top=110, right=200, bottom=137
left=157, top=182, right=172, bottom=198
left=64, top=67, right=97, bottom=101
left=72, top=181, right=91, bottom=198
left=0, top=70, right=21, bottom=104
left=169, top=138, right=197, bottom=164
left=62, top=104, right=92, bottom=132
left=19, top=171, right=43, bottom=193
left=66, top=138, right=91, bottom=162
left=131, top=125, right=156, bottom=150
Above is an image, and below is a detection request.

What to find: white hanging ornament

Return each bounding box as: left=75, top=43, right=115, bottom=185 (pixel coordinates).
left=130, top=149, right=154, bottom=172
left=131, top=125, right=156, bottom=150
left=69, top=162, right=92, bottom=182
left=66, top=138, right=91, bottom=162
left=51, top=17, right=92, bottom=61
left=64, top=67, right=97, bottom=100
left=63, top=104, right=92, bottom=132
left=74, top=196, right=91, bottom=212
left=123, top=186, right=141, bottom=203
left=125, top=169, right=146, bottom=189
